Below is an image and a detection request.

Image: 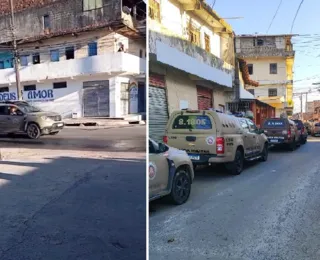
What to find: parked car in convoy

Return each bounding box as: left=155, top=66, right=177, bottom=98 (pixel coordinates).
left=311, top=122, right=320, bottom=136
left=163, top=109, right=269, bottom=175
left=0, top=101, right=64, bottom=139
left=304, top=122, right=311, bottom=135
left=293, top=119, right=308, bottom=144
left=149, top=138, right=194, bottom=205
left=261, top=118, right=300, bottom=150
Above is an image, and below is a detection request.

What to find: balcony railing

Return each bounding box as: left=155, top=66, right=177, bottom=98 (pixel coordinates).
left=237, top=46, right=295, bottom=58
left=149, top=30, right=234, bottom=75
left=0, top=52, right=146, bottom=84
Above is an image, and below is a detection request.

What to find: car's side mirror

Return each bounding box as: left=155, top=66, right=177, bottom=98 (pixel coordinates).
left=158, top=143, right=168, bottom=153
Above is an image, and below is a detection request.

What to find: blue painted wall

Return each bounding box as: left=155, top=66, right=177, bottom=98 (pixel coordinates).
left=0, top=52, right=13, bottom=69
left=138, top=82, right=146, bottom=113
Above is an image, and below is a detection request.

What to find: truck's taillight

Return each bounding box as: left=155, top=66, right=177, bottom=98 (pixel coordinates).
left=216, top=137, right=225, bottom=154
left=301, top=127, right=305, bottom=134
left=163, top=136, right=168, bottom=144
left=288, top=129, right=291, bottom=138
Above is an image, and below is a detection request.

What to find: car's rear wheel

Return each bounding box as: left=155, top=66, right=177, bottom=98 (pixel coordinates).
left=169, top=168, right=191, bottom=205
left=289, top=138, right=296, bottom=151
left=260, top=144, right=268, bottom=162
left=26, top=123, right=41, bottom=139
left=226, top=149, right=243, bottom=175
left=297, top=137, right=301, bottom=147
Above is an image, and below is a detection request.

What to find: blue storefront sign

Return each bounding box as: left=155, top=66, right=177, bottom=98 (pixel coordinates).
left=0, top=89, right=54, bottom=102
left=0, top=92, right=16, bottom=101
left=27, top=89, right=54, bottom=101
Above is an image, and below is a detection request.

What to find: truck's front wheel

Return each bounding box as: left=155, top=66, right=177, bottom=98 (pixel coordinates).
left=27, top=123, right=41, bottom=139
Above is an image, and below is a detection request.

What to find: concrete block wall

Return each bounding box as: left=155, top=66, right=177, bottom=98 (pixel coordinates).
left=247, top=85, right=286, bottom=98
left=244, top=58, right=287, bottom=83
left=0, top=0, right=121, bottom=43
left=166, top=69, right=198, bottom=115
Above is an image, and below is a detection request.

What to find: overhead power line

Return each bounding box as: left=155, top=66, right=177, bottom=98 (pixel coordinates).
left=290, top=0, right=305, bottom=33
left=266, top=0, right=283, bottom=34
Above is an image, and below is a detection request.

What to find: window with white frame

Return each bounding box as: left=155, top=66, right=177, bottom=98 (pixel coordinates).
left=65, top=47, right=75, bottom=60
left=32, top=53, right=40, bottom=64
left=50, top=50, right=60, bottom=62
left=0, top=86, right=9, bottom=92
left=88, top=42, right=98, bottom=56
left=268, top=88, right=277, bottom=97
left=257, top=38, right=264, bottom=46
left=204, top=33, right=210, bottom=52
left=188, top=21, right=200, bottom=46
left=270, top=63, right=277, bottom=74
left=149, top=0, right=160, bottom=22
left=43, top=14, right=50, bottom=30
left=24, top=85, right=36, bottom=91
left=20, top=55, right=29, bottom=66
left=83, top=0, right=103, bottom=11
left=247, top=64, right=253, bottom=75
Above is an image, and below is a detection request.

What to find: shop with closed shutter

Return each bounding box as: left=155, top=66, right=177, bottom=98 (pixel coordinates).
left=83, top=80, right=109, bottom=117
left=149, top=73, right=168, bottom=142
left=197, top=85, right=213, bottom=110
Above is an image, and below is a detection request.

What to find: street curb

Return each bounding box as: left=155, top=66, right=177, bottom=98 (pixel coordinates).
left=64, top=124, right=146, bottom=130
left=64, top=121, right=146, bottom=127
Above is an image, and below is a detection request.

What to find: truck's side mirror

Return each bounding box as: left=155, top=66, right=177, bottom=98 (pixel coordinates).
left=158, top=143, right=169, bottom=153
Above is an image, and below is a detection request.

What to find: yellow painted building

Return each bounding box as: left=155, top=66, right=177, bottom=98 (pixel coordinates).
left=235, top=34, right=295, bottom=117
left=148, top=0, right=236, bottom=141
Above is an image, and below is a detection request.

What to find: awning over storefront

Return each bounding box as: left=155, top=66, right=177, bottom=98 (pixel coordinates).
left=226, top=98, right=276, bottom=127
left=257, top=96, right=284, bottom=109
left=240, top=86, right=255, bottom=99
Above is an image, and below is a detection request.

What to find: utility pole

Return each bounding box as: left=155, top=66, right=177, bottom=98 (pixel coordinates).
left=9, top=0, right=22, bottom=100
left=305, top=92, right=308, bottom=115
left=300, top=95, right=303, bottom=120
left=293, top=91, right=309, bottom=121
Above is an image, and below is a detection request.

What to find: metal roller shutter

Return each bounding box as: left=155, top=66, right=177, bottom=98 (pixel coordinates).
left=149, top=74, right=168, bottom=142
left=197, top=85, right=213, bottom=110
left=83, top=81, right=109, bottom=117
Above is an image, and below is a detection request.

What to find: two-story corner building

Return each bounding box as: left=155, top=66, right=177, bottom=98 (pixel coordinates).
left=148, top=0, right=235, bottom=141
left=236, top=34, right=295, bottom=117
left=0, top=0, right=146, bottom=119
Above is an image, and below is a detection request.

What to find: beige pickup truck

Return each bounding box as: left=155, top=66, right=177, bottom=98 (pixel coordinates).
left=0, top=101, right=64, bottom=139
left=163, top=109, right=269, bottom=175
left=149, top=138, right=194, bottom=205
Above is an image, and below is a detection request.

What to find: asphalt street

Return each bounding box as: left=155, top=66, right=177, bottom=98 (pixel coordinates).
left=0, top=125, right=146, bottom=260
left=0, top=125, right=146, bottom=153
left=149, top=137, right=320, bottom=260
